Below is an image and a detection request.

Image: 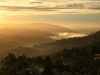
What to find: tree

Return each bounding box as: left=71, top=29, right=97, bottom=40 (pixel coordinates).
left=44, top=56, right=52, bottom=66
left=91, top=46, right=98, bottom=55
left=53, top=59, right=64, bottom=70
left=35, top=56, right=43, bottom=64
left=64, top=65, right=70, bottom=72
left=3, top=53, right=16, bottom=68
left=42, top=66, right=53, bottom=75
left=23, top=62, right=29, bottom=68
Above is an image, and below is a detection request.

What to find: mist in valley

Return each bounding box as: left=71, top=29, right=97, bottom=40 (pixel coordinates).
left=1, top=0, right=100, bottom=74
left=0, top=23, right=98, bottom=60
left=0, top=24, right=100, bottom=75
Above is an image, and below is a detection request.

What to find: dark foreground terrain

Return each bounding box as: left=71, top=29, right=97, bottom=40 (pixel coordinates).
left=1, top=33, right=100, bottom=75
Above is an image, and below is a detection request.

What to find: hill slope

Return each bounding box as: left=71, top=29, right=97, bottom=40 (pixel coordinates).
left=39, top=30, right=100, bottom=48
left=0, top=23, right=76, bottom=33
left=0, top=28, right=56, bottom=50
left=0, top=30, right=100, bottom=59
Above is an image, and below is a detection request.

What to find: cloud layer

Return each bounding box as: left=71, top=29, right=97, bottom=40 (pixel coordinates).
left=0, top=3, right=100, bottom=11
left=51, top=32, right=87, bottom=40
left=0, top=0, right=100, bottom=25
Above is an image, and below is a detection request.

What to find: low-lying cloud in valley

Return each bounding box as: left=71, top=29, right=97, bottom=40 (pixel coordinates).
left=51, top=32, right=87, bottom=40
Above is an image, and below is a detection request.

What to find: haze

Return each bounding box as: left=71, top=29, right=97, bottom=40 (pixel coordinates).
left=0, top=0, right=100, bottom=27
left=0, top=0, right=100, bottom=59
left=0, top=0, right=100, bottom=75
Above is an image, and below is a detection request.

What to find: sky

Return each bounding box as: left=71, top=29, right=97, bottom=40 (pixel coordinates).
left=0, top=0, right=100, bottom=27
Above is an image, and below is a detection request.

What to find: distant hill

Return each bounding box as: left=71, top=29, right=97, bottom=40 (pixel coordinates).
left=0, top=28, right=56, bottom=51
left=38, top=30, right=100, bottom=48
left=48, top=41, right=100, bottom=63
left=0, top=30, right=100, bottom=60
left=0, top=23, right=76, bottom=33
left=0, top=28, right=56, bottom=37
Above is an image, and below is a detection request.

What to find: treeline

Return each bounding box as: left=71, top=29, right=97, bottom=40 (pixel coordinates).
left=0, top=53, right=67, bottom=75
left=50, top=45, right=100, bottom=62
left=0, top=45, right=100, bottom=75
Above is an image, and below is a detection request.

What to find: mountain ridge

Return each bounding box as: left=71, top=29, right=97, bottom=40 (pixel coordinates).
left=0, top=30, right=100, bottom=60
left=0, top=23, right=76, bottom=33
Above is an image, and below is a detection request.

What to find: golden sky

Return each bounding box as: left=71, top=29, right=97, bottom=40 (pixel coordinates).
left=0, top=0, right=100, bottom=27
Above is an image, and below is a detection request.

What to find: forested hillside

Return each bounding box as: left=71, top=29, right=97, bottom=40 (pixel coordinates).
left=0, top=43, right=100, bottom=75
left=1, top=30, right=100, bottom=60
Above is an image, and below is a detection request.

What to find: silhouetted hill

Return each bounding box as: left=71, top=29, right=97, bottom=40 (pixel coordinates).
left=0, top=23, right=76, bottom=33
left=27, top=23, right=76, bottom=33
left=48, top=41, right=100, bottom=64
left=1, top=43, right=100, bottom=75
left=0, top=30, right=99, bottom=59
left=0, top=30, right=100, bottom=60
left=39, top=30, right=100, bottom=48
left=28, top=30, right=100, bottom=57
left=0, top=28, right=56, bottom=37
left=0, top=28, right=56, bottom=51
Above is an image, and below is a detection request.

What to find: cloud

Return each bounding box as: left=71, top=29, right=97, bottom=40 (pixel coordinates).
left=59, top=12, right=79, bottom=14
left=29, top=1, right=44, bottom=4
left=0, top=3, right=100, bottom=11
left=0, top=0, right=5, bottom=2
left=88, top=4, right=100, bottom=10
left=0, top=5, right=56, bottom=11
left=51, top=32, right=87, bottom=40
left=34, top=0, right=100, bottom=3
left=55, top=3, right=84, bottom=9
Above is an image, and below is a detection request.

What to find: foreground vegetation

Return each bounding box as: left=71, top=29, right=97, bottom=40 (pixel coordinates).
left=0, top=44, right=100, bottom=75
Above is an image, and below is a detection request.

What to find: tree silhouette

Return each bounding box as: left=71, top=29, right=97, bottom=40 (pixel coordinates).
left=3, top=53, right=16, bottom=68
left=35, top=56, right=43, bottom=64
left=42, top=66, right=53, bottom=75
left=53, top=59, right=64, bottom=70
left=44, top=56, right=52, bottom=66
left=91, top=46, right=98, bottom=55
